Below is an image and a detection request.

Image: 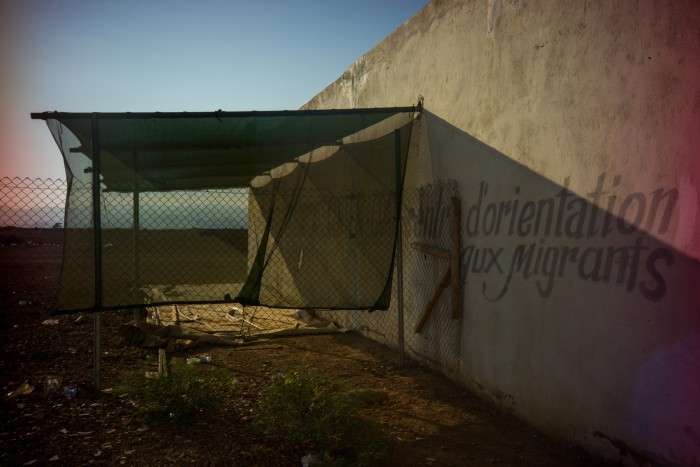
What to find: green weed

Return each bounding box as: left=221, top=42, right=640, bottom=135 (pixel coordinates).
left=255, top=366, right=387, bottom=466
left=129, top=360, right=236, bottom=427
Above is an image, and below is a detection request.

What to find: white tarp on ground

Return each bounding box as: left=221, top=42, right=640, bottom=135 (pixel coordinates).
left=120, top=287, right=347, bottom=349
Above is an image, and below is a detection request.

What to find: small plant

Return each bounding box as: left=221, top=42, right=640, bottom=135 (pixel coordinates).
left=255, top=366, right=387, bottom=466
left=129, top=360, right=236, bottom=427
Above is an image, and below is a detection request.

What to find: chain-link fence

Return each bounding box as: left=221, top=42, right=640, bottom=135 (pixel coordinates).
left=315, top=180, right=464, bottom=375
left=0, top=177, right=67, bottom=229
left=1, top=176, right=464, bottom=370
left=0, top=177, right=67, bottom=311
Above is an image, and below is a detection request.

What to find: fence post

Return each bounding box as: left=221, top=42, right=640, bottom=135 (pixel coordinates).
left=395, top=129, right=405, bottom=366
left=132, top=151, right=141, bottom=323
left=91, top=114, right=102, bottom=392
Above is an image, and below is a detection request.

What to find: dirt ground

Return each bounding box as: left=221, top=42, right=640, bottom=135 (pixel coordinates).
left=0, top=229, right=612, bottom=466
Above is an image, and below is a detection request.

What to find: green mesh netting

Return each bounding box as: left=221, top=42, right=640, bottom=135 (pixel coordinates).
left=36, top=109, right=414, bottom=312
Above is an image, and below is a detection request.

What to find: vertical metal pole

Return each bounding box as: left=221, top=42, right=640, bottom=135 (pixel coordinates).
left=91, top=114, right=102, bottom=391
left=395, top=129, right=405, bottom=366
left=132, top=151, right=140, bottom=322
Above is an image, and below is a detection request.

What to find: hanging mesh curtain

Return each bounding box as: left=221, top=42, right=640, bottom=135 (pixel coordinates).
left=33, top=109, right=415, bottom=313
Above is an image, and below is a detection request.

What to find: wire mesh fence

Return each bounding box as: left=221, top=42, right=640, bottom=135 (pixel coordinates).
left=0, top=178, right=66, bottom=310
left=315, top=179, right=464, bottom=374
left=1, top=176, right=465, bottom=369
left=0, top=177, right=67, bottom=229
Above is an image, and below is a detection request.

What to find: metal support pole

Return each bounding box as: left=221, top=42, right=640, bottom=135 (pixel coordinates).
left=132, top=151, right=140, bottom=322
left=91, top=114, right=103, bottom=391
left=395, top=129, right=405, bottom=366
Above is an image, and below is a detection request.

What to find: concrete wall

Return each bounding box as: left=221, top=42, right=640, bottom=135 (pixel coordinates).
left=304, top=1, right=700, bottom=465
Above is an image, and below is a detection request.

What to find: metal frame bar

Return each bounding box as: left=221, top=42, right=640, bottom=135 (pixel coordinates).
left=395, top=129, right=405, bottom=366
left=91, top=114, right=103, bottom=391
left=132, top=151, right=141, bottom=322
left=30, top=106, right=416, bottom=121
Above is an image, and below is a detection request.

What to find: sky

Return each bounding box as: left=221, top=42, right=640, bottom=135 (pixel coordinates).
left=0, top=0, right=429, bottom=180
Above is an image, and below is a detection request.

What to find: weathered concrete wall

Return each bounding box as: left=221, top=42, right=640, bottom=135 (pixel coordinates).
left=304, top=1, right=700, bottom=465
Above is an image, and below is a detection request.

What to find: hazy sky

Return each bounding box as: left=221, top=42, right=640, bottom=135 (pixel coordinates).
left=0, top=0, right=429, bottom=180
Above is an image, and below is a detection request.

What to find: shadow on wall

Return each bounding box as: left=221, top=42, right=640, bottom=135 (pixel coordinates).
left=407, top=110, right=700, bottom=466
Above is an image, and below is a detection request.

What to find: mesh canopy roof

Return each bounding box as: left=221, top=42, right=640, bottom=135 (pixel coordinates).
left=32, top=108, right=416, bottom=313
left=33, top=109, right=412, bottom=191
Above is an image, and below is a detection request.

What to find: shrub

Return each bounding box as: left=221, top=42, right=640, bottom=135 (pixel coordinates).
left=255, top=366, right=387, bottom=466
left=130, top=360, right=236, bottom=427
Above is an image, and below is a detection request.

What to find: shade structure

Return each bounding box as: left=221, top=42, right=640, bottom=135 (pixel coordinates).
left=32, top=107, right=416, bottom=312
left=32, top=109, right=414, bottom=191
